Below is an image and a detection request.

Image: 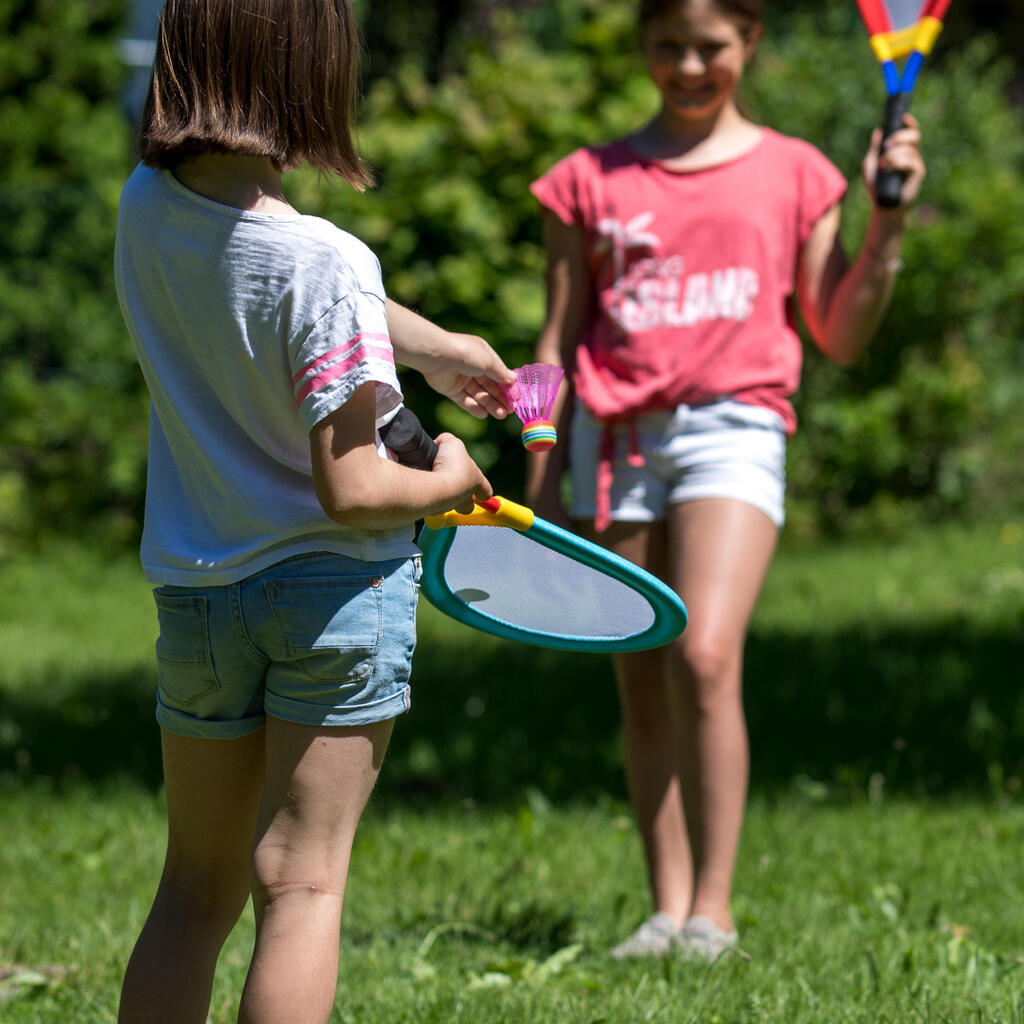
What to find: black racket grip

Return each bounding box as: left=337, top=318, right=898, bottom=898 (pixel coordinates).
left=876, top=92, right=911, bottom=209
left=379, top=407, right=438, bottom=470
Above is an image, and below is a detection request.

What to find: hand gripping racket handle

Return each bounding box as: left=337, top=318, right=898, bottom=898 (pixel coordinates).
left=382, top=408, right=513, bottom=527
left=876, top=92, right=911, bottom=209
left=380, top=408, right=509, bottom=522
left=378, top=407, right=438, bottom=470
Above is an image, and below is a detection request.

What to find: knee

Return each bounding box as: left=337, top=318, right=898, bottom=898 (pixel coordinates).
left=672, top=637, right=741, bottom=712
left=249, top=840, right=288, bottom=907
left=158, top=856, right=250, bottom=932
left=248, top=838, right=349, bottom=913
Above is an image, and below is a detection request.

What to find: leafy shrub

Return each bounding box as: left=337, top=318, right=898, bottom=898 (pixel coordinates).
left=1, top=0, right=1021, bottom=546
left=0, top=0, right=144, bottom=552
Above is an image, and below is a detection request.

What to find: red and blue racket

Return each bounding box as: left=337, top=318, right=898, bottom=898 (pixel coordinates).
left=855, top=0, right=952, bottom=207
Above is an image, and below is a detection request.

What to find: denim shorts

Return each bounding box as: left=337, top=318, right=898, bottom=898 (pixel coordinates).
left=569, top=399, right=788, bottom=528
left=151, top=552, right=420, bottom=739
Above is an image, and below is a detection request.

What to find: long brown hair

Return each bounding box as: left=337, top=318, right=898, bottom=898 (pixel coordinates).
left=140, top=0, right=371, bottom=188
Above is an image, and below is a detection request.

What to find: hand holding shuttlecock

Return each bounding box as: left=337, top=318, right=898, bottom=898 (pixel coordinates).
left=503, top=362, right=565, bottom=452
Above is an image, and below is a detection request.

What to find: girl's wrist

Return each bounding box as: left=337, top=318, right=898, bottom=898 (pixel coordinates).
left=863, top=246, right=904, bottom=275
left=869, top=204, right=911, bottom=237
left=863, top=215, right=908, bottom=273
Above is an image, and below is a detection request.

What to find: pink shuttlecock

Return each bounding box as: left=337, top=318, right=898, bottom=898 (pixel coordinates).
left=504, top=362, right=564, bottom=452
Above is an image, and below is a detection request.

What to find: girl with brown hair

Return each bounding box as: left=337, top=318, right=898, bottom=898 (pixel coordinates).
left=115, top=2, right=512, bottom=1020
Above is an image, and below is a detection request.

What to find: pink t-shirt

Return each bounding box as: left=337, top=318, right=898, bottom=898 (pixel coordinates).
left=531, top=129, right=847, bottom=434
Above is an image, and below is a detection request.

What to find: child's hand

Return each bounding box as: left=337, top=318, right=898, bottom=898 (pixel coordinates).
left=431, top=432, right=493, bottom=514
left=422, top=332, right=517, bottom=420
left=862, top=113, right=926, bottom=210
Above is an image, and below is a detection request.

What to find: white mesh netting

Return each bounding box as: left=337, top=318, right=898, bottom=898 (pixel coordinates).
left=439, top=525, right=656, bottom=640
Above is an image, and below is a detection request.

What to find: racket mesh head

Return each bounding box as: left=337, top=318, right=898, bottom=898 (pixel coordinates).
left=884, top=0, right=927, bottom=30
left=436, top=524, right=656, bottom=641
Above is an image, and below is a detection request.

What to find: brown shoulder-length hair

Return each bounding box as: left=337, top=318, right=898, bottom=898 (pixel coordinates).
left=140, top=0, right=371, bottom=188
left=639, top=0, right=763, bottom=36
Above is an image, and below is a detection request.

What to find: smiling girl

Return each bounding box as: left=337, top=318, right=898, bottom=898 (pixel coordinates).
left=527, top=0, right=925, bottom=960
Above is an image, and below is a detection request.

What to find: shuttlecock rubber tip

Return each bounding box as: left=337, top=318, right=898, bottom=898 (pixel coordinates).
left=521, top=418, right=557, bottom=452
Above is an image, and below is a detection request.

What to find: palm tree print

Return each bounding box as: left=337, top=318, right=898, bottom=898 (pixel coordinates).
left=595, top=212, right=661, bottom=279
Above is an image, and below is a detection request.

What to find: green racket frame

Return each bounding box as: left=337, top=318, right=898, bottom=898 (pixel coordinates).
left=418, top=496, right=688, bottom=652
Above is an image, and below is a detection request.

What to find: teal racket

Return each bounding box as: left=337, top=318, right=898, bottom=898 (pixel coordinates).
left=419, top=496, right=687, bottom=652
left=380, top=407, right=687, bottom=651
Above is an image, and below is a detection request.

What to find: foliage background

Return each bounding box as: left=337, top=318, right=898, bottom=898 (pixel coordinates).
left=0, top=0, right=144, bottom=549
left=1, top=0, right=1022, bottom=551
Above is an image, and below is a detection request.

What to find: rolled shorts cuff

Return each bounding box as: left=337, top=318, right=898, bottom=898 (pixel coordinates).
left=264, top=683, right=411, bottom=729
left=156, top=696, right=266, bottom=739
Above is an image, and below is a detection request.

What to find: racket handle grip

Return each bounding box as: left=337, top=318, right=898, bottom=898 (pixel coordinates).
left=379, top=407, right=438, bottom=470
left=876, top=92, right=910, bottom=209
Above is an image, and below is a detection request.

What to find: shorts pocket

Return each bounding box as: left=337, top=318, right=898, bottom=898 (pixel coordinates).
left=264, top=576, right=383, bottom=684
left=153, top=590, right=220, bottom=707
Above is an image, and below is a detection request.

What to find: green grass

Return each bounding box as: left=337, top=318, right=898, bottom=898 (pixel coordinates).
left=1, top=522, right=1022, bottom=1022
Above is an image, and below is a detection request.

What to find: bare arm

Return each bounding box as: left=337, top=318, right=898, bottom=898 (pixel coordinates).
left=384, top=298, right=515, bottom=419
left=525, top=215, right=592, bottom=518
left=799, top=116, right=925, bottom=365
left=310, top=381, right=492, bottom=528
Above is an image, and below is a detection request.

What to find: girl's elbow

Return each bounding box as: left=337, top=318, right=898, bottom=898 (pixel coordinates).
left=316, top=493, right=353, bottom=526
left=817, top=334, right=863, bottom=367
left=812, top=317, right=861, bottom=367
left=315, top=479, right=377, bottom=527
left=320, top=503, right=362, bottom=527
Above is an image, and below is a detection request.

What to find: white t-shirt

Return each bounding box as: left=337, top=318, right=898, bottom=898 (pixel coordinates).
left=115, top=164, right=417, bottom=585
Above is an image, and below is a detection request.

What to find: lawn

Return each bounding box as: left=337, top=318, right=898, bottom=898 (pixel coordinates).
left=1, top=521, right=1022, bottom=1022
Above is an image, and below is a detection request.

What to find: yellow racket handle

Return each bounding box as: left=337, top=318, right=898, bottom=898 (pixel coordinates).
left=869, top=16, right=943, bottom=63
left=423, top=495, right=535, bottom=532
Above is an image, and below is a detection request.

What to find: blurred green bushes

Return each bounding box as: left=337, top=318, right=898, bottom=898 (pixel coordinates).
left=0, top=0, right=146, bottom=550
left=1, top=0, right=1022, bottom=550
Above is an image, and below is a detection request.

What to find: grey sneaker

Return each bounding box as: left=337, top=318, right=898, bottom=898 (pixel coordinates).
left=676, top=915, right=739, bottom=962
left=609, top=912, right=680, bottom=959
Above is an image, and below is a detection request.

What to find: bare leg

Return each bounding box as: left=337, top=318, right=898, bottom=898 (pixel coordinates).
left=591, top=501, right=777, bottom=938
left=599, top=521, right=692, bottom=928
left=666, top=499, right=777, bottom=932
left=118, top=729, right=265, bottom=1024
left=238, top=717, right=393, bottom=1024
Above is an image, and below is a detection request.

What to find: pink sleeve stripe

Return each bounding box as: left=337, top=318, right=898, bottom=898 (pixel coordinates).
left=294, top=344, right=396, bottom=405
left=292, top=332, right=392, bottom=387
